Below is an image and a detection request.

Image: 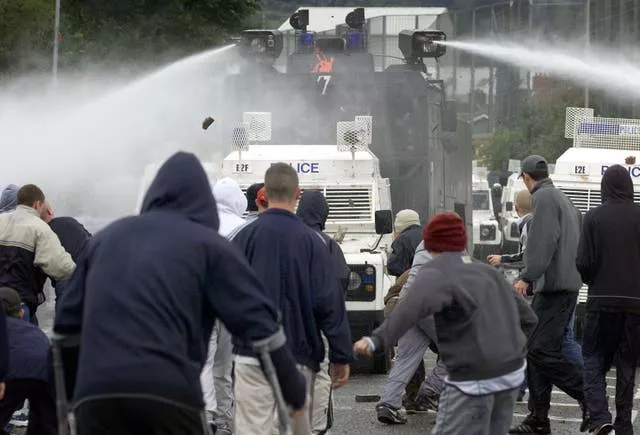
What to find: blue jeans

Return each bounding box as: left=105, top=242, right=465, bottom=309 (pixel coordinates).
left=563, top=308, right=584, bottom=368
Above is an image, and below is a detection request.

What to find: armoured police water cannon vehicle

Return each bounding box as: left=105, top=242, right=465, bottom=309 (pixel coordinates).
left=216, top=7, right=473, bottom=373
left=552, top=107, right=640, bottom=338
left=471, top=165, right=502, bottom=259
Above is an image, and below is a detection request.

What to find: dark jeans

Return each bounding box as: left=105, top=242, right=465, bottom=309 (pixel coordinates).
left=582, top=312, right=640, bottom=435
left=527, top=291, right=584, bottom=419
left=75, top=397, right=207, bottom=435
left=0, top=380, right=57, bottom=435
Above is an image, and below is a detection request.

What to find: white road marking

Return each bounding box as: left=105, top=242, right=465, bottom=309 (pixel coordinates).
left=513, top=413, right=582, bottom=423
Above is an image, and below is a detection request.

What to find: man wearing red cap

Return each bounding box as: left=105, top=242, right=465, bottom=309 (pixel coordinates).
left=354, top=212, right=538, bottom=435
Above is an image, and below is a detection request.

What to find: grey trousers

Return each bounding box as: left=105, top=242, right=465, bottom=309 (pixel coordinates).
left=200, top=320, right=234, bottom=427
left=379, top=326, right=447, bottom=408
left=432, top=385, right=518, bottom=435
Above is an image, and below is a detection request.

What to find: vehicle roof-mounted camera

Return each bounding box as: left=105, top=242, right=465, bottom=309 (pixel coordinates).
left=239, top=30, right=283, bottom=62
left=399, top=30, right=446, bottom=64
left=290, top=9, right=309, bottom=32
left=345, top=7, right=367, bottom=52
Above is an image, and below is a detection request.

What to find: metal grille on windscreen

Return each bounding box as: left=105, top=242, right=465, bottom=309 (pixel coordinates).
left=573, top=116, right=640, bottom=150
left=240, top=186, right=373, bottom=221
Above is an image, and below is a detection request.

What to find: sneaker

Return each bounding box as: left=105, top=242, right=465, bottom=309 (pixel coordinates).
left=509, top=414, right=551, bottom=434
left=406, top=393, right=438, bottom=414
left=590, top=423, right=615, bottom=434
left=215, top=423, right=233, bottom=435
left=9, top=411, right=29, bottom=427
left=375, top=402, right=407, bottom=425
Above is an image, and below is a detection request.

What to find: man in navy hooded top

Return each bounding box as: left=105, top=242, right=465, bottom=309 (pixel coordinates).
left=54, top=152, right=305, bottom=435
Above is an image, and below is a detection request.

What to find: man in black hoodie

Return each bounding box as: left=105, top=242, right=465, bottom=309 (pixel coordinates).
left=296, top=189, right=349, bottom=434
left=296, top=190, right=350, bottom=293
left=576, top=165, right=640, bottom=435
left=54, top=152, right=306, bottom=434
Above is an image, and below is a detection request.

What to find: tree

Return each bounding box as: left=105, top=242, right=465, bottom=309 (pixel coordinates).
left=478, top=93, right=582, bottom=171
left=0, top=0, right=54, bottom=73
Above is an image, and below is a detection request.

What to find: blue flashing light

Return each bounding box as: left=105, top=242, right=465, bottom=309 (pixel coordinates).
left=362, top=274, right=374, bottom=285
left=346, top=32, right=365, bottom=50
left=299, top=32, right=315, bottom=48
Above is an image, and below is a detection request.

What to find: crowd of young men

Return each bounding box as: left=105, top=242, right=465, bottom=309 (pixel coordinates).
left=1, top=152, right=639, bottom=435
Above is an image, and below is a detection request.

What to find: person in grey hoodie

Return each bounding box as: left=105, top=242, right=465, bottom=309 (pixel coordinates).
left=355, top=212, right=538, bottom=435
left=510, top=155, right=587, bottom=435
left=0, top=185, right=18, bottom=214
left=200, top=177, right=249, bottom=434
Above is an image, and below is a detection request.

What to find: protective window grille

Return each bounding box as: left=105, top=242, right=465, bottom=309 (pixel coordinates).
left=572, top=116, right=640, bottom=150
left=337, top=119, right=371, bottom=152
left=560, top=187, right=640, bottom=213
left=565, top=107, right=594, bottom=139
left=231, top=123, right=250, bottom=151
left=242, top=112, right=272, bottom=142
left=240, top=185, right=373, bottom=221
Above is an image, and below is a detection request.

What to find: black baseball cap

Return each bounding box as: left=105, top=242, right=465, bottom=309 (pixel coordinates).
left=0, top=287, right=21, bottom=314
left=245, top=183, right=265, bottom=212
left=520, top=155, right=548, bottom=177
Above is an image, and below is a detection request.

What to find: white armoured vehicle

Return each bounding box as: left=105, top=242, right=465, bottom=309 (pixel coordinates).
left=472, top=165, right=502, bottom=259
left=553, top=107, right=640, bottom=338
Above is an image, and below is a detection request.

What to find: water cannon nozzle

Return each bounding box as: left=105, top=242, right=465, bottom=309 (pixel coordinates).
left=399, top=30, right=447, bottom=61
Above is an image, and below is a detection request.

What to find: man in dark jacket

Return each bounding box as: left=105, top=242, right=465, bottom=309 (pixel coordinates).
left=355, top=212, right=538, bottom=435
left=510, top=155, right=587, bottom=434
left=54, top=152, right=306, bottom=434
left=296, top=189, right=349, bottom=434
left=244, top=182, right=264, bottom=222
left=576, top=165, right=640, bottom=435
left=233, top=163, right=354, bottom=434
left=296, top=190, right=350, bottom=293
left=387, top=209, right=422, bottom=277
left=39, top=201, right=92, bottom=303
left=0, top=287, right=56, bottom=435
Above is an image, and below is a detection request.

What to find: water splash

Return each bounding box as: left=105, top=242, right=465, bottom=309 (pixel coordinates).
left=442, top=39, right=640, bottom=99
left=0, top=44, right=238, bottom=217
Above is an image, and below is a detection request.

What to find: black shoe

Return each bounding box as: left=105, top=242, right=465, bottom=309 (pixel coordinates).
left=375, top=402, right=407, bottom=425
left=590, top=423, right=615, bottom=434
left=406, top=393, right=438, bottom=414
left=509, top=414, right=551, bottom=434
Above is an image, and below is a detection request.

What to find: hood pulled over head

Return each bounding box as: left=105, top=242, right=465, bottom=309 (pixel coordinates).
left=141, top=152, right=219, bottom=231
left=601, top=164, right=634, bottom=203
left=0, top=184, right=19, bottom=213
left=296, top=190, right=329, bottom=231
left=213, top=178, right=248, bottom=237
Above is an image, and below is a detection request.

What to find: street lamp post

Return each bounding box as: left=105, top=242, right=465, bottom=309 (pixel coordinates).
left=53, top=0, right=61, bottom=87
left=584, top=0, right=590, bottom=108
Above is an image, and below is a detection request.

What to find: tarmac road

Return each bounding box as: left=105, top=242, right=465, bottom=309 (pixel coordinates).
left=10, top=285, right=639, bottom=435
left=331, top=354, right=640, bottom=435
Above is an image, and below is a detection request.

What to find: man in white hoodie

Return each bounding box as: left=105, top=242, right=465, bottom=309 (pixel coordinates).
left=201, top=177, right=249, bottom=434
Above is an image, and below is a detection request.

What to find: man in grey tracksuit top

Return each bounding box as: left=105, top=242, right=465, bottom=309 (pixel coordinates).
left=509, top=155, right=587, bottom=435
left=356, top=212, right=538, bottom=435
